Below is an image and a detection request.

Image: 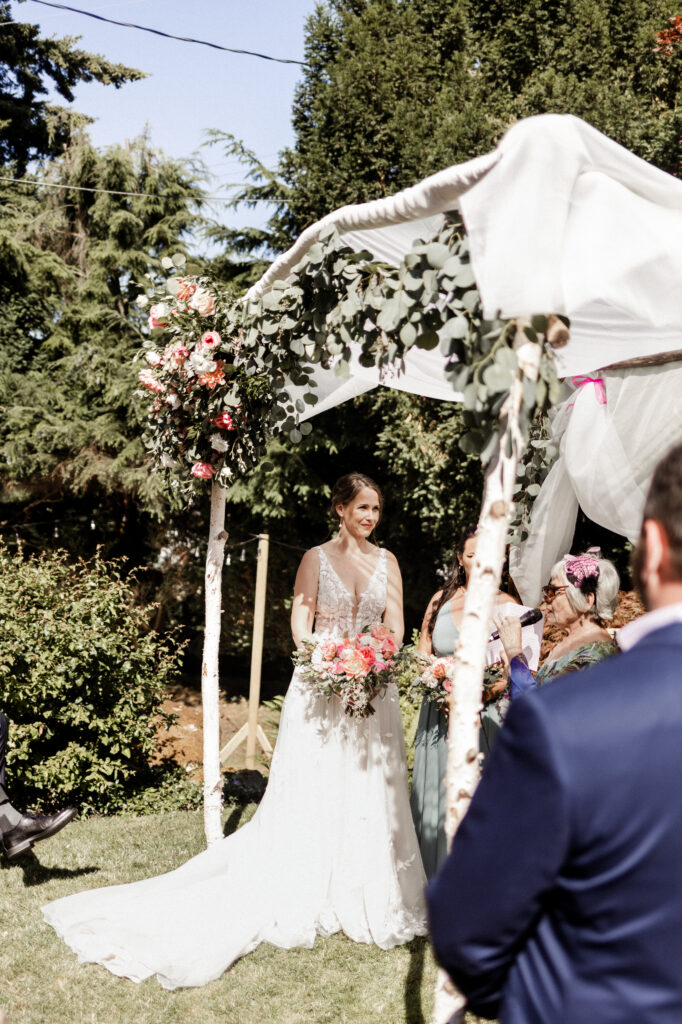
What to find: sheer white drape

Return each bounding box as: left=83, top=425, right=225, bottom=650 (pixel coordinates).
left=510, top=363, right=682, bottom=604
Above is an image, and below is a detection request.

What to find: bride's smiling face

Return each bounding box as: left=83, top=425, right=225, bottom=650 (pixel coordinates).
left=337, top=486, right=381, bottom=540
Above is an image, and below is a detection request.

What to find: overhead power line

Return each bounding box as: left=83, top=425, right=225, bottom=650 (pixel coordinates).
left=0, top=173, right=239, bottom=201
left=24, top=0, right=307, bottom=66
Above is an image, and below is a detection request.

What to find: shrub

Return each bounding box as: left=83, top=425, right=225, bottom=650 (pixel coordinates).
left=0, top=546, right=185, bottom=813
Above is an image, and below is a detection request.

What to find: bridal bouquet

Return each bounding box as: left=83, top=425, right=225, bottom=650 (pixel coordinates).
left=293, top=624, right=400, bottom=718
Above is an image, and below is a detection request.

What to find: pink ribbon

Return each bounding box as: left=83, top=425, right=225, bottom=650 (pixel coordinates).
left=571, top=375, right=607, bottom=405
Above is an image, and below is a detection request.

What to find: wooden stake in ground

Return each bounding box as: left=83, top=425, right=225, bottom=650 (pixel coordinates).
left=201, top=480, right=228, bottom=846
left=432, top=322, right=543, bottom=1024
left=219, top=533, right=274, bottom=768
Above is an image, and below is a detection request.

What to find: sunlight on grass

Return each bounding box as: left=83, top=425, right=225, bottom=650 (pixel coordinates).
left=0, top=808, right=449, bottom=1024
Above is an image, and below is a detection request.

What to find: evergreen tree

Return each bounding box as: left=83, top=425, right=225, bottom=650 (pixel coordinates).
left=469, top=0, right=682, bottom=175
left=0, top=0, right=144, bottom=172
left=0, top=134, right=205, bottom=561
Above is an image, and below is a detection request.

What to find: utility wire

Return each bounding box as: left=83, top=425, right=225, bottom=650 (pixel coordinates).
left=25, top=0, right=307, bottom=66
left=0, top=173, right=238, bottom=201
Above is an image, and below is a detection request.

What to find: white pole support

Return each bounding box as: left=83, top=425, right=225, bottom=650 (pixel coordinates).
left=432, top=321, right=543, bottom=1024
left=201, top=480, right=228, bottom=847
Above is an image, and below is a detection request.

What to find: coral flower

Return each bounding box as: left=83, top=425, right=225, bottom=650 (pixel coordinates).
left=190, top=462, right=215, bottom=479
left=189, top=288, right=216, bottom=317
left=340, top=648, right=370, bottom=678
left=175, top=279, right=197, bottom=303
left=197, top=361, right=226, bottom=390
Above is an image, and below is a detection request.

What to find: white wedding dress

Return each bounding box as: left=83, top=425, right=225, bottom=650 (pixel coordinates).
left=42, top=546, right=428, bottom=989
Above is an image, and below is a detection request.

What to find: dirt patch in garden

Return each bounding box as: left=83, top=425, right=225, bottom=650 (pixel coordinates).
left=154, top=687, right=281, bottom=776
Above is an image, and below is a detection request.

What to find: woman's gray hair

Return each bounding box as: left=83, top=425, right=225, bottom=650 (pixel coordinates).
left=550, top=554, right=620, bottom=622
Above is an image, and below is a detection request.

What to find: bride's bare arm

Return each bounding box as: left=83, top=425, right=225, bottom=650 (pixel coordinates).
left=383, top=551, right=404, bottom=645
left=291, top=548, right=319, bottom=647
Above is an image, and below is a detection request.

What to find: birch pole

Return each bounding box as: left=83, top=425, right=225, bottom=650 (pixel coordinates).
left=431, top=322, right=543, bottom=1024
left=201, top=479, right=228, bottom=846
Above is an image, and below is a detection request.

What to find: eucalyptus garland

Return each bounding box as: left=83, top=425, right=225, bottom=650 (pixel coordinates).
left=136, top=218, right=565, bottom=502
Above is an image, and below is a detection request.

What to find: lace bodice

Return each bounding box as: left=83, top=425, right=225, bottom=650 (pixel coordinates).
left=314, top=546, right=387, bottom=638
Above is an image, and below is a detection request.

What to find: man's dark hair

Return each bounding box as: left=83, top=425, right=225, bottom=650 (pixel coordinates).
left=640, top=442, right=682, bottom=582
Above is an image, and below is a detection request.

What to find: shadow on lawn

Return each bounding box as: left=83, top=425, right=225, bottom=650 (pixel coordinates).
left=1, top=849, right=100, bottom=886
left=223, top=805, right=245, bottom=837
left=404, top=937, right=427, bottom=1023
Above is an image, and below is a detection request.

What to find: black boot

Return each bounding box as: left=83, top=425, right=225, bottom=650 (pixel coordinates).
left=2, top=807, right=77, bottom=860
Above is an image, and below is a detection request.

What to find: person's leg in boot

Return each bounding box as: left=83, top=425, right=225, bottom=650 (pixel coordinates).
left=0, top=712, right=76, bottom=860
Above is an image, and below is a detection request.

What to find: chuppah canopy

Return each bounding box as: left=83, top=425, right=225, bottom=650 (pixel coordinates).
left=248, top=113, right=682, bottom=602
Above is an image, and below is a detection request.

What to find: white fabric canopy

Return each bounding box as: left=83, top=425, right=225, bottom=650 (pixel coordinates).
left=249, top=114, right=682, bottom=600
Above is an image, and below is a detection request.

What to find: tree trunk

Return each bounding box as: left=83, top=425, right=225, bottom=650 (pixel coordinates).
left=431, top=323, right=540, bottom=1024
left=201, top=480, right=228, bottom=846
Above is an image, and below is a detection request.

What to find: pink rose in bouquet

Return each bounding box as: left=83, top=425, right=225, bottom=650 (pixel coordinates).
left=214, top=411, right=236, bottom=431
left=148, top=303, right=169, bottom=329
left=190, top=461, right=215, bottom=479
left=199, top=330, right=221, bottom=350
left=138, top=369, right=165, bottom=394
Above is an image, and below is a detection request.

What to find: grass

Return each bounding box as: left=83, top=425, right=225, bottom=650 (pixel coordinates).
left=1, top=806, right=445, bottom=1024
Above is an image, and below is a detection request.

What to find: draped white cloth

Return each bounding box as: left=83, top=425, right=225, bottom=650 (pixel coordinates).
left=248, top=113, right=682, bottom=603
left=511, top=363, right=682, bottom=604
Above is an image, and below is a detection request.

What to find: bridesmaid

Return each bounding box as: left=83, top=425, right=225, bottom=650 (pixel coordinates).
left=410, top=528, right=517, bottom=877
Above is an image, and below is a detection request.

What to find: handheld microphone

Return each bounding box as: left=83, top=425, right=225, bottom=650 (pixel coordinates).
left=489, top=607, right=543, bottom=642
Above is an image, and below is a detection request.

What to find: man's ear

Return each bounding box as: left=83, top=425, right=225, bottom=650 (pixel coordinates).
left=642, top=519, right=668, bottom=581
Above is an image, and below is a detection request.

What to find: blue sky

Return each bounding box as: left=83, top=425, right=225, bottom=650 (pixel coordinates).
left=16, top=0, right=319, bottom=234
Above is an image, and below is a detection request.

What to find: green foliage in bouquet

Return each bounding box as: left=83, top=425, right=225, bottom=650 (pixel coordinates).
left=0, top=546, right=184, bottom=813
left=138, top=215, right=564, bottom=503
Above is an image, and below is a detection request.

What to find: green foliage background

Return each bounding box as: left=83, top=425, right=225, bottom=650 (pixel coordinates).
left=0, top=546, right=187, bottom=812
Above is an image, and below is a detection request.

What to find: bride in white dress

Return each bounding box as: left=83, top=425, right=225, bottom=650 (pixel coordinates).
left=42, top=472, right=427, bottom=989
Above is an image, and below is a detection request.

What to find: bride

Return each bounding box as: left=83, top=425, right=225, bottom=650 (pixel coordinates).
left=42, top=472, right=427, bottom=989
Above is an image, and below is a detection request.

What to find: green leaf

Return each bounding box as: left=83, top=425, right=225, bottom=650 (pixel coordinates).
left=425, top=242, right=451, bottom=269
left=289, top=428, right=302, bottom=443
left=482, top=363, right=513, bottom=391
left=454, top=264, right=476, bottom=289
left=399, top=322, right=417, bottom=347
left=300, top=421, right=313, bottom=435
left=415, top=330, right=439, bottom=351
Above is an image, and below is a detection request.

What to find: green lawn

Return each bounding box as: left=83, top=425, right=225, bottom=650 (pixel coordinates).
left=1, top=806, right=453, bottom=1024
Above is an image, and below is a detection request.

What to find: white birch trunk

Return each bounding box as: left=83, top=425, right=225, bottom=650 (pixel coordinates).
left=201, top=480, right=228, bottom=846
left=431, top=323, right=542, bottom=1024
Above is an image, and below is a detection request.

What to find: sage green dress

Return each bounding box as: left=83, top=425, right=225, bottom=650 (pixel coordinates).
left=410, top=602, right=456, bottom=878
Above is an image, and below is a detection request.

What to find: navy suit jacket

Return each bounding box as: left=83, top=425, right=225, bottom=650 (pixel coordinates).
left=428, top=623, right=682, bottom=1024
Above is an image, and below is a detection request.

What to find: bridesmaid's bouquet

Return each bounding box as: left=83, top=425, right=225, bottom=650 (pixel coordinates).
left=413, top=656, right=456, bottom=713
left=293, top=624, right=400, bottom=718
left=409, top=657, right=507, bottom=715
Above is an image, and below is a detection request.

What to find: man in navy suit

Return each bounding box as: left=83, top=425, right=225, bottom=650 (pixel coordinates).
left=428, top=441, right=682, bottom=1023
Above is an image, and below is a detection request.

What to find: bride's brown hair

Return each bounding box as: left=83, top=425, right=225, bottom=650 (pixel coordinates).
left=331, top=473, right=383, bottom=532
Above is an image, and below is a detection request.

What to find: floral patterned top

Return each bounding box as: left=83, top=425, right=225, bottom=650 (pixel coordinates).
left=510, top=639, right=619, bottom=697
